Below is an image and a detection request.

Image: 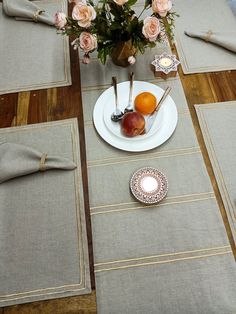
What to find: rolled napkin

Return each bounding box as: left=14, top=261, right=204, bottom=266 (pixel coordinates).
left=184, top=30, right=236, bottom=53
left=2, top=0, right=55, bottom=26
left=0, top=142, right=76, bottom=183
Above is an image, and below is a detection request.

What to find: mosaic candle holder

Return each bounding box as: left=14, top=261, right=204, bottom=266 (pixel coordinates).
left=130, top=167, right=168, bottom=204
left=151, top=53, right=180, bottom=80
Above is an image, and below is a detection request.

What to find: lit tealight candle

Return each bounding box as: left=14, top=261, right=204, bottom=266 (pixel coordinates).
left=159, top=57, right=173, bottom=68
left=151, top=53, right=180, bottom=79
left=141, top=176, right=158, bottom=193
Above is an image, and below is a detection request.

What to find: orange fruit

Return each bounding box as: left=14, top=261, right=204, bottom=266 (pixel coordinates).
left=134, top=92, right=157, bottom=115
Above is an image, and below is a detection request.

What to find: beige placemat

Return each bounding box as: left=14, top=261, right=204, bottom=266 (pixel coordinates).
left=0, top=119, right=91, bottom=307
left=0, top=0, right=71, bottom=95
left=196, top=101, right=236, bottom=246
left=174, top=0, right=236, bottom=74
left=80, top=44, right=236, bottom=313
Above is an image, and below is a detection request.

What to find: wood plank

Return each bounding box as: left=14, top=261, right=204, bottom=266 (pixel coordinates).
left=69, top=45, right=96, bottom=291
left=16, top=92, right=30, bottom=126
left=209, top=71, right=236, bottom=102
left=0, top=93, right=17, bottom=128
left=4, top=291, right=97, bottom=314
left=27, top=90, right=48, bottom=124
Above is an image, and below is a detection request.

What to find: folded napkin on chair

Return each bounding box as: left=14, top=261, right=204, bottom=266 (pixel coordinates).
left=2, top=0, right=55, bottom=25
left=184, top=30, right=236, bottom=53
left=0, top=142, right=76, bottom=183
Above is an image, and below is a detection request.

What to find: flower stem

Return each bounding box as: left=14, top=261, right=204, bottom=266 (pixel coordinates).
left=137, top=7, right=146, bottom=19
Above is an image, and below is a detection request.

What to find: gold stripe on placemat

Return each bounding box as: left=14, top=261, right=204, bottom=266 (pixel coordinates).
left=90, top=191, right=215, bottom=216
left=88, top=147, right=201, bottom=168
left=95, top=246, right=232, bottom=273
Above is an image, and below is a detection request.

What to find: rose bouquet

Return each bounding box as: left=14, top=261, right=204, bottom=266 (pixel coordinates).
left=55, top=0, right=177, bottom=65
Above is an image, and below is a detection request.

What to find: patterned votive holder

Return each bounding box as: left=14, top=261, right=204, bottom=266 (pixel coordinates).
left=151, top=53, right=180, bottom=80
left=130, top=167, right=168, bottom=204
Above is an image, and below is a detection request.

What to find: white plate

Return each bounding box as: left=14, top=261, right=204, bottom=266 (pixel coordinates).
left=93, top=81, right=178, bottom=152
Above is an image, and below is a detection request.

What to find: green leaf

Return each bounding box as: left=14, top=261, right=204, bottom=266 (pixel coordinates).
left=148, top=41, right=156, bottom=48
left=127, top=0, right=138, bottom=6
left=98, top=48, right=106, bottom=64
left=127, top=16, right=138, bottom=33
left=110, top=22, right=123, bottom=30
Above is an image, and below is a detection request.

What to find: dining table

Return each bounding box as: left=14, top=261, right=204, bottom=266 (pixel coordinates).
left=0, top=6, right=236, bottom=314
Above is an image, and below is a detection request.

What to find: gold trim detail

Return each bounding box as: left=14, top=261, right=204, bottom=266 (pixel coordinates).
left=88, top=146, right=200, bottom=167
left=88, top=148, right=201, bottom=168
left=95, top=248, right=232, bottom=273
left=32, top=9, right=45, bottom=22
left=197, top=105, right=236, bottom=224
left=204, top=30, right=213, bottom=42
left=94, top=245, right=230, bottom=267
left=39, top=153, right=47, bottom=171
left=90, top=195, right=216, bottom=216
left=90, top=191, right=215, bottom=210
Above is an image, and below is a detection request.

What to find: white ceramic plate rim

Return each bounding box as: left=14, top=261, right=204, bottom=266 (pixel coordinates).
left=93, top=81, right=178, bottom=152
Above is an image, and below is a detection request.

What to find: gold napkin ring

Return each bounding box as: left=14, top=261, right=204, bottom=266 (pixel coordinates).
left=205, top=30, right=213, bottom=42
left=33, top=9, right=45, bottom=22
left=39, top=153, right=47, bottom=172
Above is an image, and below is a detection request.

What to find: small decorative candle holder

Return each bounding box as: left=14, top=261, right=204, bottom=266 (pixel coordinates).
left=151, top=53, right=180, bottom=80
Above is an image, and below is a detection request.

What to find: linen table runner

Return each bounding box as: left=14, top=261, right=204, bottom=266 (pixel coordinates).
left=174, top=0, right=236, bottom=74
left=80, top=45, right=236, bottom=313
left=0, top=119, right=91, bottom=307
left=0, top=0, right=71, bottom=95
left=196, top=101, right=236, bottom=248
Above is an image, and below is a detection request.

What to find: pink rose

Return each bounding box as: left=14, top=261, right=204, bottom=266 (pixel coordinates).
left=54, top=12, right=67, bottom=29
left=113, top=0, right=128, bottom=5
left=79, top=32, right=97, bottom=53
left=142, top=17, right=160, bottom=42
left=72, top=3, right=96, bottom=28
left=152, top=0, right=172, bottom=17
left=128, top=56, right=136, bottom=65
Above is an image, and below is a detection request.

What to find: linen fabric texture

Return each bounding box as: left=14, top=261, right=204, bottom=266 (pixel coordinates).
left=185, top=30, right=236, bottom=53
left=174, top=0, right=236, bottom=73
left=0, top=0, right=71, bottom=95
left=196, top=101, right=236, bottom=249
left=81, top=41, right=236, bottom=313
left=0, top=142, right=76, bottom=183
left=0, top=119, right=91, bottom=307
left=2, top=0, right=54, bottom=25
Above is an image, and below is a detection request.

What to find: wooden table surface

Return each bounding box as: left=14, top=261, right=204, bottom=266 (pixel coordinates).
left=0, top=39, right=236, bottom=314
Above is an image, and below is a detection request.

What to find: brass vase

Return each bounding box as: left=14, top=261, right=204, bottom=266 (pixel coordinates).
left=111, top=40, right=136, bottom=67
